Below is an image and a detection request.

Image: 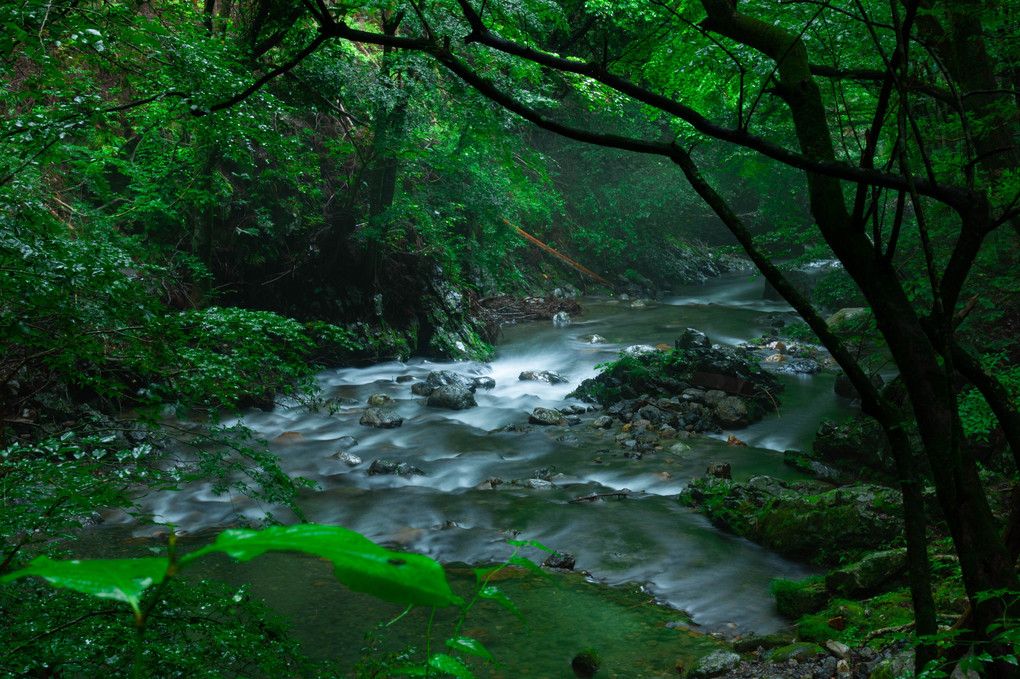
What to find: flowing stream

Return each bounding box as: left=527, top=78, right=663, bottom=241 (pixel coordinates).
left=88, top=272, right=856, bottom=677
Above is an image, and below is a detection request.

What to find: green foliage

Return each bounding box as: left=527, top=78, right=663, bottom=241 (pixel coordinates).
left=0, top=189, right=357, bottom=419
left=1, top=577, right=327, bottom=678
left=143, top=306, right=355, bottom=412
left=958, top=352, right=1020, bottom=443
left=576, top=349, right=695, bottom=404
left=782, top=322, right=820, bottom=343
left=3, top=525, right=553, bottom=679
left=0, top=427, right=327, bottom=676
left=796, top=591, right=916, bottom=648
left=917, top=590, right=1020, bottom=678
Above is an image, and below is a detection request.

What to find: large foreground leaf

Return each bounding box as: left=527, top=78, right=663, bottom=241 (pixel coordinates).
left=182, top=524, right=462, bottom=607
left=1, top=555, right=169, bottom=614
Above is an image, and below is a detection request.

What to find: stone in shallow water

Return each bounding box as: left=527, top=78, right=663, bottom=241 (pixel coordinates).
left=529, top=407, right=564, bottom=425
left=472, top=376, right=496, bottom=390
left=336, top=435, right=359, bottom=450
left=359, top=407, right=403, bottom=428
left=543, top=552, right=576, bottom=570
left=621, top=344, right=657, bottom=357
left=411, top=370, right=476, bottom=396
left=519, top=369, right=569, bottom=384
left=367, top=459, right=424, bottom=477
left=333, top=451, right=362, bottom=466
left=426, top=384, right=477, bottom=410
left=367, top=393, right=394, bottom=406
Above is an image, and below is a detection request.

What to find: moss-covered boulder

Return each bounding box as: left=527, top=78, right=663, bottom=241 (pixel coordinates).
left=772, top=578, right=829, bottom=618
left=755, top=484, right=903, bottom=562
left=768, top=642, right=825, bottom=663
left=688, top=650, right=741, bottom=679
left=824, top=548, right=908, bottom=597
left=682, top=478, right=904, bottom=565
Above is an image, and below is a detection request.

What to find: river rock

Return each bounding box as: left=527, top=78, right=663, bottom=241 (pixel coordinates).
left=581, top=334, right=608, bottom=344
left=367, top=393, right=395, bottom=406
left=714, top=396, right=750, bottom=427
left=706, top=463, right=732, bottom=479
left=426, top=384, right=478, bottom=410
left=368, top=459, right=425, bottom=477
left=542, top=552, right=576, bottom=570
left=517, top=478, right=553, bottom=489
left=472, top=376, right=496, bottom=390
left=676, top=328, right=711, bottom=350
left=333, top=451, right=362, bottom=466
left=336, top=435, right=359, bottom=450
left=770, top=357, right=823, bottom=374
left=272, top=431, right=305, bottom=444
left=552, top=311, right=571, bottom=327
left=826, top=640, right=852, bottom=660
left=519, top=370, right=569, bottom=384
left=360, top=407, right=404, bottom=428
left=688, top=650, right=741, bottom=679
left=529, top=407, right=565, bottom=425
left=411, top=370, right=476, bottom=396
left=622, top=344, right=657, bottom=357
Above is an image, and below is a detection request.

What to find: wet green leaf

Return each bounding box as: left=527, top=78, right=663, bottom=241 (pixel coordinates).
left=446, top=636, right=497, bottom=664
left=478, top=585, right=527, bottom=630
left=427, top=653, right=475, bottom=678
left=182, top=524, right=462, bottom=607
left=1, top=555, right=169, bottom=614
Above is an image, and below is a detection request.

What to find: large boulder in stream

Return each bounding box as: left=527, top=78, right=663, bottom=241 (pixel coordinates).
left=411, top=370, right=477, bottom=396
left=426, top=384, right=477, bottom=410
left=784, top=416, right=899, bottom=484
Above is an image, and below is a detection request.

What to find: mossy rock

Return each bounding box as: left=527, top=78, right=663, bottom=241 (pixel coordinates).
left=754, top=484, right=903, bottom=564
left=825, top=548, right=908, bottom=597
left=733, top=634, right=789, bottom=654
left=767, top=642, right=825, bottom=663
left=688, top=650, right=741, bottom=679
left=772, top=578, right=829, bottom=618
left=869, top=649, right=914, bottom=679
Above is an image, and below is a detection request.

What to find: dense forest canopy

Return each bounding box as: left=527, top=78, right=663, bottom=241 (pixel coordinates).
left=2, top=0, right=1019, bottom=676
